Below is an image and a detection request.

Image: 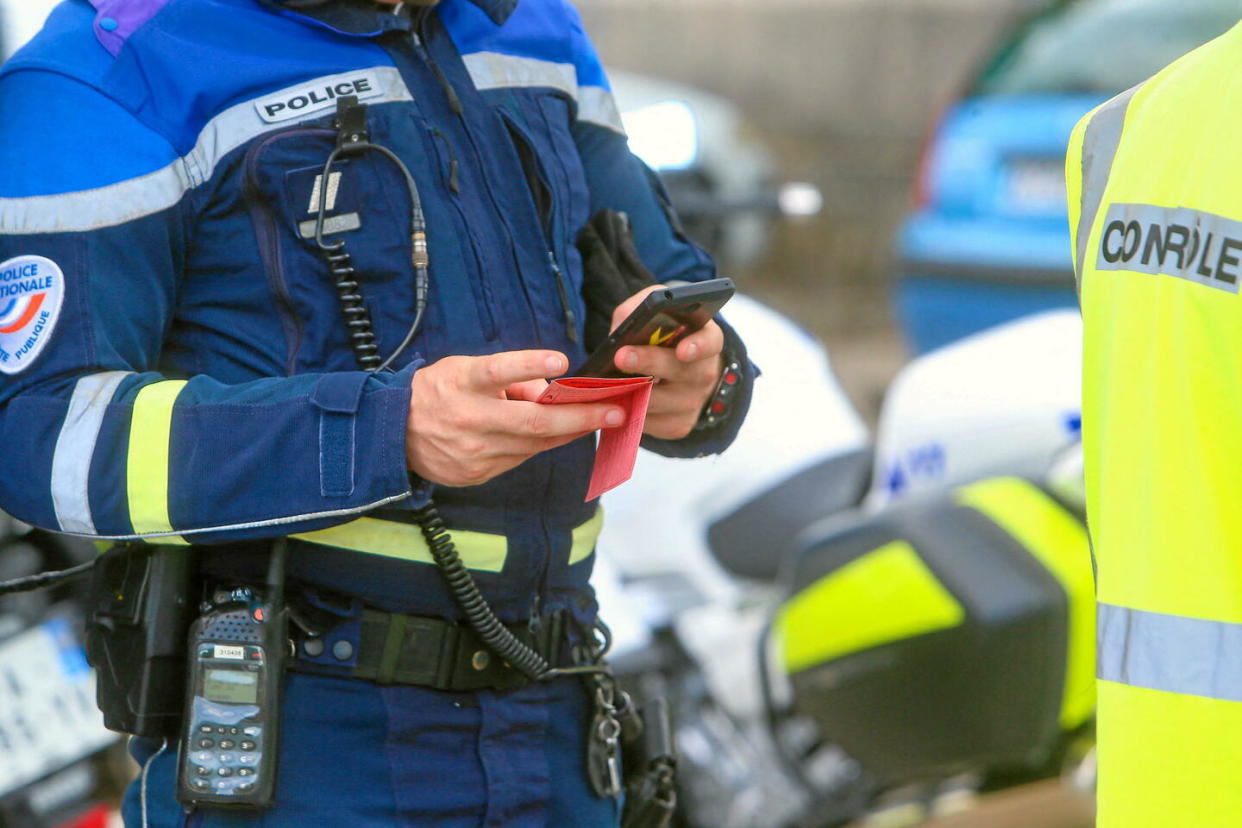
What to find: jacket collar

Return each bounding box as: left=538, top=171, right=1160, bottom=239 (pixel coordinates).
left=446, top=0, right=518, bottom=22
left=269, top=0, right=516, bottom=28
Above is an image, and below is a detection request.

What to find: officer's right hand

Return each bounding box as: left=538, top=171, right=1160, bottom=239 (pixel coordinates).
left=406, top=350, right=626, bottom=488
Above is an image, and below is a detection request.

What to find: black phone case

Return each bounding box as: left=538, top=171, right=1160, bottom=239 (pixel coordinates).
left=574, top=278, right=735, bottom=378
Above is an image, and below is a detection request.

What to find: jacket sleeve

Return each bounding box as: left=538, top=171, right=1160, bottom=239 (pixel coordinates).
left=0, top=70, right=418, bottom=545
left=565, top=7, right=755, bottom=457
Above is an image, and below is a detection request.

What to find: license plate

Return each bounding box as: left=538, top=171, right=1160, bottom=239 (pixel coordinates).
left=0, top=618, right=117, bottom=797
left=1007, top=157, right=1067, bottom=211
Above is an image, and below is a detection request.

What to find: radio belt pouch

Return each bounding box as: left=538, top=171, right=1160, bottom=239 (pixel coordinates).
left=290, top=598, right=570, bottom=692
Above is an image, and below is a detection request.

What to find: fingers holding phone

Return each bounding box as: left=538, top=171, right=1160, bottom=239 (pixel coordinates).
left=406, top=350, right=625, bottom=488
left=578, top=278, right=735, bottom=379
left=618, top=329, right=724, bottom=440
left=605, top=282, right=731, bottom=440
left=614, top=320, right=725, bottom=378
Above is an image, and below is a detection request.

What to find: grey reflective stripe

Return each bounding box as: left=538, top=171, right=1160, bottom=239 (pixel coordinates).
left=461, top=52, right=626, bottom=134
left=1098, top=602, right=1242, bottom=703
left=1075, top=84, right=1141, bottom=289
left=57, top=490, right=413, bottom=542
left=0, top=163, right=194, bottom=236
left=463, top=52, right=578, bottom=97
left=51, top=371, right=132, bottom=534
left=0, top=67, right=412, bottom=235
left=1095, top=202, right=1242, bottom=294
left=578, top=86, right=626, bottom=134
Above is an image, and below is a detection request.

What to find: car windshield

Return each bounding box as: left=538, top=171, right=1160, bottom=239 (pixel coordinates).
left=975, top=0, right=1242, bottom=96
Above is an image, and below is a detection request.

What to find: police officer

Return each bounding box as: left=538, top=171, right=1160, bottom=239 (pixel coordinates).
left=0, top=0, right=753, bottom=825
left=1066, top=22, right=1242, bottom=828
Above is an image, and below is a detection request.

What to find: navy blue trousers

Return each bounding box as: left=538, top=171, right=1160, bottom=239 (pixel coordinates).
left=122, top=672, right=621, bottom=827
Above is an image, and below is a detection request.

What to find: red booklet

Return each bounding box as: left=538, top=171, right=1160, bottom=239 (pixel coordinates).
left=537, top=376, right=655, bottom=500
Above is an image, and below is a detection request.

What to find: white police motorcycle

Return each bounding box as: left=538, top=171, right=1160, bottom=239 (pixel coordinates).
left=0, top=518, right=122, bottom=828
left=596, top=305, right=1092, bottom=828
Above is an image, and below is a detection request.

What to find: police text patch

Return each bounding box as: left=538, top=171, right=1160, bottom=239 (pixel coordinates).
left=255, top=72, right=385, bottom=124
left=0, top=256, right=65, bottom=375
left=1096, top=203, right=1242, bottom=294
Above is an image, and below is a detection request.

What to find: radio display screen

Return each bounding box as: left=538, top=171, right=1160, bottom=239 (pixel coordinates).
left=203, top=668, right=258, bottom=704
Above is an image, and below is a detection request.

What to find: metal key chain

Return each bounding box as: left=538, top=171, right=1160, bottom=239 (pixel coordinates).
left=587, top=673, right=624, bottom=798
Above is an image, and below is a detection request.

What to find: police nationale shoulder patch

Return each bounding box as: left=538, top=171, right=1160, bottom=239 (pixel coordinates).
left=0, top=255, right=65, bottom=375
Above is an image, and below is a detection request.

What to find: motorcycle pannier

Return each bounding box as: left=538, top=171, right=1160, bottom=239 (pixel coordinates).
left=772, top=477, right=1093, bottom=782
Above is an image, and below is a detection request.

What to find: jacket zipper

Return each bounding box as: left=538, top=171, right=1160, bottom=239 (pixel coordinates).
left=406, top=11, right=555, bottom=342
left=243, top=125, right=337, bottom=374
left=426, top=126, right=498, bottom=340
left=429, top=129, right=460, bottom=194
left=501, top=115, right=580, bottom=343
left=397, top=13, right=503, bottom=342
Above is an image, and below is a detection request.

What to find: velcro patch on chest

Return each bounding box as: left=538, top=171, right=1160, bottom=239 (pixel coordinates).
left=255, top=71, right=386, bottom=124
left=0, top=256, right=65, bottom=375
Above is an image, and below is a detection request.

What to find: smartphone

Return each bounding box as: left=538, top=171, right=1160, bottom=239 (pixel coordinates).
left=575, top=278, right=735, bottom=378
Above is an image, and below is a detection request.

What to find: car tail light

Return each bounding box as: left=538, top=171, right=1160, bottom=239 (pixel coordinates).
left=56, top=805, right=113, bottom=828
left=910, top=101, right=951, bottom=211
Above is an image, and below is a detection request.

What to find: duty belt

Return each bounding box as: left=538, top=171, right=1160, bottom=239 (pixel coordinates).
left=290, top=607, right=570, bottom=692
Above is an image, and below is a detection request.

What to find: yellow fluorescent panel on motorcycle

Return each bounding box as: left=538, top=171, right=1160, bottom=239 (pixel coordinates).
left=957, top=477, right=1096, bottom=730
left=776, top=539, right=964, bottom=674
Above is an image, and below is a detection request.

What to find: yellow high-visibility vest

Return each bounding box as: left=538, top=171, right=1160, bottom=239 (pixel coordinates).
left=1067, top=22, right=1242, bottom=827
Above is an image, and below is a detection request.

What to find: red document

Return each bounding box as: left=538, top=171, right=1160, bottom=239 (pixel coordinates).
left=537, top=376, right=655, bottom=500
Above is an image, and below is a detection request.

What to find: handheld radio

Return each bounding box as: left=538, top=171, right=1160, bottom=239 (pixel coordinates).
left=176, top=540, right=288, bottom=808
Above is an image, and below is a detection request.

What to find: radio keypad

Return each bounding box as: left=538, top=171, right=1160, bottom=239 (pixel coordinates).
left=188, top=721, right=262, bottom=794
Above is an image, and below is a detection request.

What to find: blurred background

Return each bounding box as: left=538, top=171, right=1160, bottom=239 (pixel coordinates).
left=581, top=0, right=1240, bottom=420
left=2, top=1, right=1240, bottom=827
left=585, top=0, right=1030, bottom=421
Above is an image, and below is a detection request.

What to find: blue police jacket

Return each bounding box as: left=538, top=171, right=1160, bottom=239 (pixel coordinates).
left=0, top=0, right=752, bottom=623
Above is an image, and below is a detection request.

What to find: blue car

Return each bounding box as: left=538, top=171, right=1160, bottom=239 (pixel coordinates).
left=896, top=0, right=1242, bottom=354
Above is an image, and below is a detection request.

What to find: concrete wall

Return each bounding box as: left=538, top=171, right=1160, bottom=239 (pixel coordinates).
left=579, top=0, right=1029, bottom=143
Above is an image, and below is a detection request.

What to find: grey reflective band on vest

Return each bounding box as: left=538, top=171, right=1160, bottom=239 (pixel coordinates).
left=1075, top=84, right=1141, bottom=290
left=1098, top=602, right=1242, bottom=703
left=51, top=370, right=132, bottom=534
left=1095, top=203, right=1242, bottom=294
left=0, top=67, right=412, bottom=235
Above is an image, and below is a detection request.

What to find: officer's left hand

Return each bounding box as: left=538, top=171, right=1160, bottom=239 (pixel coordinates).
left=611, top=285, right=725, bottom=440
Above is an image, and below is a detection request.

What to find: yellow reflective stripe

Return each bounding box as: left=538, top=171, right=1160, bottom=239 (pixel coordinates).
left=126, top=380, right=188, bottom=537
left=568, top=507, right=605, bottom=565
left=775, top=540, right=964, bottom=674
left=294, top=508, right=604, bottom=572
left=292, top=518, right=508, bottom=572
left=958, top=477, right=1095, bottom=730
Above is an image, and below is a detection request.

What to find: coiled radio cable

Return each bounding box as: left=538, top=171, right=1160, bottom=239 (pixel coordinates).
left=316, top=97, right=556, bottom=681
